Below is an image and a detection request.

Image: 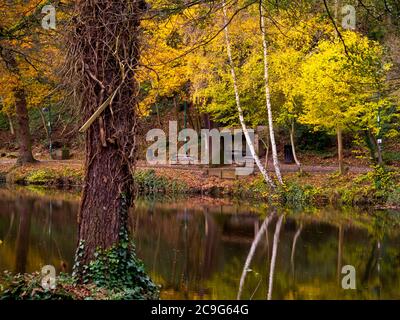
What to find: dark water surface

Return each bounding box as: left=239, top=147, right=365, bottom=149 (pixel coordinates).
left=1, top=186, right=400, bottom=300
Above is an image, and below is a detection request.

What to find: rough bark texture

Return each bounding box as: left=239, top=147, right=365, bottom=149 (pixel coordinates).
left=67, top=0, right=143, bottom=267
left=14, top=86, right=36, bottom=165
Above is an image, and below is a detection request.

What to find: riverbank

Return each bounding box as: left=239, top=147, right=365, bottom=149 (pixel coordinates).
left=1, top=160, right=399, bottom=209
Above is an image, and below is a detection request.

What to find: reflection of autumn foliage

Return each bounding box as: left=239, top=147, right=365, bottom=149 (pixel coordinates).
left=0, top=188, right=78, bottom=274
left=1, top=188, right=400, bottom=299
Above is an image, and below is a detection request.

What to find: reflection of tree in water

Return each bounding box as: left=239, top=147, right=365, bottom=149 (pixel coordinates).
left=0, top=189, right=77, bottom=275
left=14, top=198, right=33, bottom=273
left=267, top=215, right=284, bottom=300
left=2, top=191, right=393, bottom=300
left=237, top=213, right=274, bottom=300
left=134, top=202, right=400, bottom=299
left=291, top=223, right=303, bottom=279
left=237, top=213, right=284, bottom=300
left=133, top=206, right=210, bottom=296
left=361, top=215, right=389, bottom=299
left=336, top=225, right=344, bottom=284
left=201, top=209, right=219, bottom=278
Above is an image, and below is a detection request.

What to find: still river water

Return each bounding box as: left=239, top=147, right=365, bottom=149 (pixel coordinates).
left=0, top=186, right=400, bottom=299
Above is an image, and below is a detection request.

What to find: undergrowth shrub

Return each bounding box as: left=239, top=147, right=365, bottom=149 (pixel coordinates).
left=134, top=169, right=188, bottom=194
left=26, top=169, right=57, bottom=185
left=279, top=182, right=320, bottom=207
left=73, top=240, right=159, bottom=300
left=337, top=166, right=399, bottom=206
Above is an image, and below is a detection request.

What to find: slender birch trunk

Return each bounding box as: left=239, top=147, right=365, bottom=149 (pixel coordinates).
left=222, top=2, right=275, bottom=189
left=38, top=108, right=49, bottom=138
left=290, top=120, right=302, bottom=172
left=7, top=114, right=15, bottom=136
left=334, top=1, right=345, bottom=175
left=337, top=126, right=345, bottom=174
left=265, top=145, right=270, bottom=169
left=258, top=136, right=270, bottom=169
left=260, top=3, right=283, bottom=185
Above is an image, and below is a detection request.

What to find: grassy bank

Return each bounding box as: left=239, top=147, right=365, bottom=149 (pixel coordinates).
left=236, top=167, right=400, bottom=209
left=1, top=161, right=399, bottom=209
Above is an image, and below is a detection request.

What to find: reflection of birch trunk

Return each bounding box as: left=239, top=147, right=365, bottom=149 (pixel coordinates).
left=291, top=223, right=303, bottom=276
left=260, top=3, right=283, bottom=185
left=237, top=214, right=274, bottom=300
left=337, top=225, right=344, bottom=282
left=222, top=2, right=275, bottom=189
left=267, top=215, right=284, bottom=300
left=202, top=211, right=218, bottom=279
left=377, top=241, right=382, bottom=299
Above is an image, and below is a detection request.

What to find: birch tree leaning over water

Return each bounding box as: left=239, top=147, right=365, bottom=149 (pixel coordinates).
left=259, top=1, right=283, bottom=185
left=222, top=1, right=276, bottom=189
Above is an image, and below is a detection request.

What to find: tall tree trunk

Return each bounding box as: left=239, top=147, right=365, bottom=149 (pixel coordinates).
left=14, top=86, right=36, bottom=165
left=364, top=129, right=377, bottom=163
left=290, top=120, right=302, bottom=173
left=7, top=114, right=15, bottom=136
left=2, top=49, right=36, bottom=164
left=174, top=96, right=181, bottom=132
left=337, top=126, right=345, bottom=174
left=68, top=0, right=142, bottom=269
left=259, top=137, right=270, bottom=169
left=38, top=108, right=49, bottom=138
left=260, top=3, right=283, bottom=185
left=370, top=132, right=383, bottom=165
left=222, top=2, right=275, bottom=189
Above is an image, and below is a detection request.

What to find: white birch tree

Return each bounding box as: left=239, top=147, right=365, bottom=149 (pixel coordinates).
left=222, top=1, right=276, bottom=189
left=260, top=2, right=283, bottom=184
